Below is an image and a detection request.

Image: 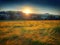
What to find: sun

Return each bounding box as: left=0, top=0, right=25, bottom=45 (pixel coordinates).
left=23, top=9, right=31, bottom=14
left=22, top=8, right=32, bottom=14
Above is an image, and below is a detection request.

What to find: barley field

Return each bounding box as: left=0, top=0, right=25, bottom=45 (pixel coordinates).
left=0, top=20, right=60, bottom=45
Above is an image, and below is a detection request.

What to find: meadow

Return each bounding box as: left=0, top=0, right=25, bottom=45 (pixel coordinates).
left=0, top=20, right=60, bottom=45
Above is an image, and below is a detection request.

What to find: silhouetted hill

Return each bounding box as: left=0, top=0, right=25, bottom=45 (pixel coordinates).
left=0, top=11, right=60, bottom=20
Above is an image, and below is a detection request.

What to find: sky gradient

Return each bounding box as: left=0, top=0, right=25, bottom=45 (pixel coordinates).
left=0, top=0, right=60, bottom=15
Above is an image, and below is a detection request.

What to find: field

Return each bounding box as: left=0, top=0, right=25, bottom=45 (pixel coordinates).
left=0, top=20, right=60, bottom=45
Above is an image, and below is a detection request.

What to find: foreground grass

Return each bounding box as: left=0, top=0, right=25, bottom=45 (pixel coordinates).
left=0, top=20, right=60, bottom=45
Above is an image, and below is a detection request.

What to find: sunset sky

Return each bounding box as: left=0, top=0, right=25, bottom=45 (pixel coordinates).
left=0, top=0, right=60, bottom=15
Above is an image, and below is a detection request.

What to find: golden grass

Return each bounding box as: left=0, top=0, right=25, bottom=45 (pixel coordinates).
left=0, top=20, right=60, bottom=45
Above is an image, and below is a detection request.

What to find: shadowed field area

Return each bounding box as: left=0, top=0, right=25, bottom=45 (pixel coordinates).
left=0, top=20, right=60, bottom=45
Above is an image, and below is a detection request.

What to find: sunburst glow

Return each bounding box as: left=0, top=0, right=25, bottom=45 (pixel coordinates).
left=23, top=9, right=31, bottom=14
left=21, top=7, right=32, bottom=14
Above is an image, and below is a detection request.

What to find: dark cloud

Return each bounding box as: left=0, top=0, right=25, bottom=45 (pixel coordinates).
left=0, top=0, right=60, bottom=6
